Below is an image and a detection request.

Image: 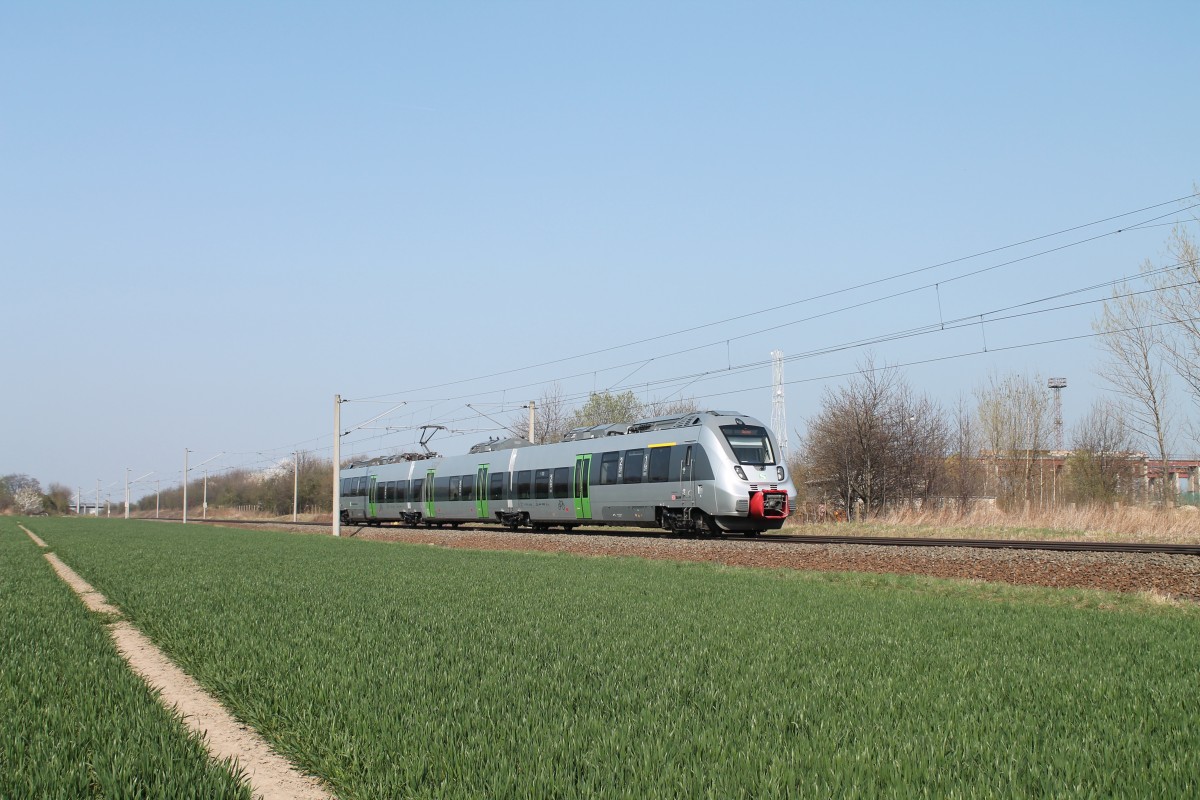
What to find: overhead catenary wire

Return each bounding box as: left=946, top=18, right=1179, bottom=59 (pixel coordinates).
left=154, top=253, right=1199, bottom=482
left=127, top=194, right=1200, bottom=487
left=348, top=194, right=1200, bottom=403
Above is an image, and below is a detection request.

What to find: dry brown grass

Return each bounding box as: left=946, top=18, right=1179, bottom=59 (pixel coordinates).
left=790, top=504, right=1200, bottom=544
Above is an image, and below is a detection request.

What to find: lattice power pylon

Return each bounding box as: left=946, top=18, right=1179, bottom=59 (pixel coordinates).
left=1048, top=377, right=1067, bottom=450
left=771, top=350, right=789, bottom=463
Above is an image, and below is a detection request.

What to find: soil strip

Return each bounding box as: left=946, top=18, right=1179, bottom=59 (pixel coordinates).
left=19, top=523, right=47, bottom=548
left=39, top=550, right=332, bottom=800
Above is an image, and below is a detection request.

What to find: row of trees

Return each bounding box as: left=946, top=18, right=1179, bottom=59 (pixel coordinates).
left=135, top=452, right=334, bottom=516
left=0, top=474, right=72, bottom=515
left=800, top=362, right=1154, bottom=516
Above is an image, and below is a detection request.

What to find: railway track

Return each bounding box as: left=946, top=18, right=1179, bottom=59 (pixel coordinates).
left=184, top=517, right=1200, bottom=556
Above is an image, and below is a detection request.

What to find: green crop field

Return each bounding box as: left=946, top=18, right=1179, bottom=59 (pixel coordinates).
left=23, top=517, right=1200, bottom=798
left=0, top=519, right=251, bottom=799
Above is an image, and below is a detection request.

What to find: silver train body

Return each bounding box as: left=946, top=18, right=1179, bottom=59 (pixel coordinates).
left=339, top=410, right=794, bottom=534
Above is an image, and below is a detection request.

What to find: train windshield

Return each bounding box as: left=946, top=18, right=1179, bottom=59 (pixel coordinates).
left=720, top=425, right=776, bottom=466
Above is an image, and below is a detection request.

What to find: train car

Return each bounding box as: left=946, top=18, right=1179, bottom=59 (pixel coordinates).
left=339, top=410, right=794, bottom=535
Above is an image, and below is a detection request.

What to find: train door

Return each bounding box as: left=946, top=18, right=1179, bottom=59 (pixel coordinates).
left=476, top=464, right=489, bottom=519
left=423, top=469, right=436, bottom=518
left=368, top=475, right=378, bottom=519
left=680, top=447, right=695, bottom=510
left=573, top=454, right=592, bottom=520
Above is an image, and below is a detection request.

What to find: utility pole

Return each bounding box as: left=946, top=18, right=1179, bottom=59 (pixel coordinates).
left=333, top=394, right=342, bottom=537
left=156, top=479, right=160, bottom=519
left=528, top=400, right=536, bottom=441
left=292, top=451, right=299, bottom=522
left=76, top=486, right=81, bottom=515
left=95, top=479, right=100, bottom=518
left=183, top=448, right=190, bottom=524
left=124, top=467, right=131, bottom=519
left=203, top=467, right=209, bottom=519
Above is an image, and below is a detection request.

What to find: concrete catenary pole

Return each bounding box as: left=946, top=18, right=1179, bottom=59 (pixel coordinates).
left=183, top=448, right=190, bottom=524
left=528, top=400, right=536, bottom=442
left=292, top=451, right=299, bottom=522
left=156, top=479, right=160, bottom=519
left=332, top=394, right=341, bottom=537
left=95, top=479, right=100, bottom=518
left=125, top=468, right=131, bottom=519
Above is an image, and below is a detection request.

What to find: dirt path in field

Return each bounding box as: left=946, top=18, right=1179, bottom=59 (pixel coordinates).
left=33, top=536, right=333, bottom=800
left=19, top=523, right=47, bottom=548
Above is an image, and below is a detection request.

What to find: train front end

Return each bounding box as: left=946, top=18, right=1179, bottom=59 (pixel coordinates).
left=699, top=414, right=795, bottom=533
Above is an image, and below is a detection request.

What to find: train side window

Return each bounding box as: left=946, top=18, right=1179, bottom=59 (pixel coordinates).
left=341, top=478, right=352, bottom=496
left=435, top=477, right=451, bottom=502
left=516, top=470, right=532, bottom=499
left=648, top=448, right=671, bottom=483
left=489, top=472, right=505, bottom=500
left=449, top=476, right=461, bottom=501
left=623, top=449, right=644, bottom=484
left=411, top=478, right=424, bottom=501
left=461, top=474, right=475, bottom=502
left=552, top=467, right=570, bottom=498
left=598, top=451, right=620, bottom=485
left=397, top=480, right=408, bottom=502
left=534, top=469, right=550, bottom=498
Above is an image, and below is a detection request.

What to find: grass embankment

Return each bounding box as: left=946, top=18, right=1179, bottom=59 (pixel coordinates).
left=0, top=519, right=251, bottom=799
left=794, top=504, right=1200, bottom=544
left=33, top=517, right=1200, bottom=799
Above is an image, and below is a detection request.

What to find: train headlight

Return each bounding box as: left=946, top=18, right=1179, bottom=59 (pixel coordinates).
left=734, top=466, right=747, bottom=480
left=776, top=466, right=785, bottom=481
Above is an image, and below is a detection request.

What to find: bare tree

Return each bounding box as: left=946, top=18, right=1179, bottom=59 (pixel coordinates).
left=946, top=395, right=984, bottom=514
left=975, top=371, right=1053, bottom=508
left=507, top=383, right=574, bottom=443
left=642, top=396, right=699, bottom=418
left=804, top=357, right=948, bottom=518
left=1144, top=219, right=1200, bottom=410
left=1065, top=399, right=1140, bottom=505
left=1095, top=282, right=1174, bottom=503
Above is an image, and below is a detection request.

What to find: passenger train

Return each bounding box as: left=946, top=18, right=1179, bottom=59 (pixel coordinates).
left=339, top=410, right=793, bottom=535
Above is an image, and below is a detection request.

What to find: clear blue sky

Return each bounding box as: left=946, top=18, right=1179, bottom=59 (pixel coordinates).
left=2, top=1, right=1197, bottom=499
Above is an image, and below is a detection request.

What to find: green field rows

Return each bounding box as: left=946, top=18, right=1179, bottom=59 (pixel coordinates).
left=26, top=517, right=1200, bottom=798
left=0, top=519, right=251, bottom=799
